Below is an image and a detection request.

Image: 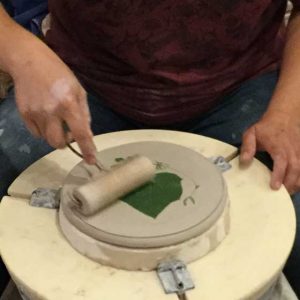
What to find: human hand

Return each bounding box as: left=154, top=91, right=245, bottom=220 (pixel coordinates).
left=11, top=44, right=96, bottom=164
left=240, top=110, right=300, bottom=194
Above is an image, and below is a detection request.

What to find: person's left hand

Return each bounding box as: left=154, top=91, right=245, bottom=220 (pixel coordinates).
left=240, top=110, right=300, bottom=194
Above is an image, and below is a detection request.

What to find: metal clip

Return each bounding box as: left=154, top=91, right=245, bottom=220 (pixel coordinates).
left=30, top=188, right=60, bottom=209
left=209, top=156, right=231, bottom=172
left=157, top=260, right=194, bottom=298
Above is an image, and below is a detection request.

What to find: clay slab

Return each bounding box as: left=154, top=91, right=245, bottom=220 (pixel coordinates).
left=61, top=141, right=227, bottom=248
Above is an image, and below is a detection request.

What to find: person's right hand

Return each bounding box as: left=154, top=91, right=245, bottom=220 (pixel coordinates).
left=11, top=38, right=97, bottom=164
left=0, top=6, right=96, bottom=163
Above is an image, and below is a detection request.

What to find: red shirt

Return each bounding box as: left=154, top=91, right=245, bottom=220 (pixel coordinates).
left=46, top=0, right=296, bottom=125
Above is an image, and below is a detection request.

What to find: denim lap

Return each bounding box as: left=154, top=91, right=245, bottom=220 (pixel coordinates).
left=0, top=90, right=53, bottom=198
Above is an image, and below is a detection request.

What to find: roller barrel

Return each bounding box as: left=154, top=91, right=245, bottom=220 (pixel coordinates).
left=73, top=155, right=155, bottom=216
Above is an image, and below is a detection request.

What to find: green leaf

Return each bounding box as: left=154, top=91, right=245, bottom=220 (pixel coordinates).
left=121, top=172, right=183, bottom=218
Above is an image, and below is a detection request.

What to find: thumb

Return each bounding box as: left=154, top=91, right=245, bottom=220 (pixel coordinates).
left=240, top=127, right=257, bottom=164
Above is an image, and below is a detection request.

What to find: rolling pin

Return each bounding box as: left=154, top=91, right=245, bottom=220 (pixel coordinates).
left=70, top=153, right=155, bottom=216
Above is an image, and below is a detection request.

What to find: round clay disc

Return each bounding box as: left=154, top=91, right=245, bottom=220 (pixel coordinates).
left=60, top=142, right=227, bottom=248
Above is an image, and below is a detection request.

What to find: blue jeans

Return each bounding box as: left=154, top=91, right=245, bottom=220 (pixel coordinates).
left=0, top=70, right=299, bottom=295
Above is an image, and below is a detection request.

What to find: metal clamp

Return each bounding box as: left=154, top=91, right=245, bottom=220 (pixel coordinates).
left=30, top=188, right=60, bottom=209
left=209, top=156, right=232, bottom=172
left=157, top=260, right=194, bottom=299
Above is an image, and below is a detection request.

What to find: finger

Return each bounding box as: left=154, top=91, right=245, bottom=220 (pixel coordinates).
left=240, top=127, right=257, bottom=164
left=65, top=131, right=74, bottom=144
left=63, top=104, right=96, bottom=164
left=24, top=118, right=42, bottom=138
left=283, top=155, right=300, bottom=193
left=44, top=116, right=66, bottom=149
left=291, top=177, right=300, bottom=195
left=68, top=122, right=96, bottom=164
left=77, top=89, right=91, bottom=124
left=61, top=121, right=74, bottom=144
left=270, top=153, right=288, bottom=190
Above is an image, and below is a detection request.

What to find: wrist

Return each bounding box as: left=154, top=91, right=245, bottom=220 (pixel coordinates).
left=263, top=106, right=300, bottom=124
left=0, top=19, right=46, bottom=79
left=265, top=86, right=300, bottom=119
left=2, top=34, right=37, bottom=77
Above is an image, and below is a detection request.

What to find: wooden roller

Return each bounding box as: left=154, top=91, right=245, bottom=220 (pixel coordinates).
left=72, top=155, right=155, bottom=216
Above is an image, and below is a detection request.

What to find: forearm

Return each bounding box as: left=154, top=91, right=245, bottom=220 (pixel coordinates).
left=267, top=10, right=300, bottom=116
left=0, top=5, right=55, bottom=78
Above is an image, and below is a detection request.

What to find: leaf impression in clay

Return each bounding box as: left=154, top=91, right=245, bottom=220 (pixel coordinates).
left=121, top=172, right=183, bottom=218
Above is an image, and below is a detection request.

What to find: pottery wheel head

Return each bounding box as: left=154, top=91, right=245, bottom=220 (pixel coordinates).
left=60, top=142, right=228, bottom=248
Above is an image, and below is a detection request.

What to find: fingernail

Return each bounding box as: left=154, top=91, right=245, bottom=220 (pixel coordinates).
left=240, top=152, right=251, bottom=163
left=273, top=181, right=281, bottom=189
left=240, top=154, right=247, bottom=162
